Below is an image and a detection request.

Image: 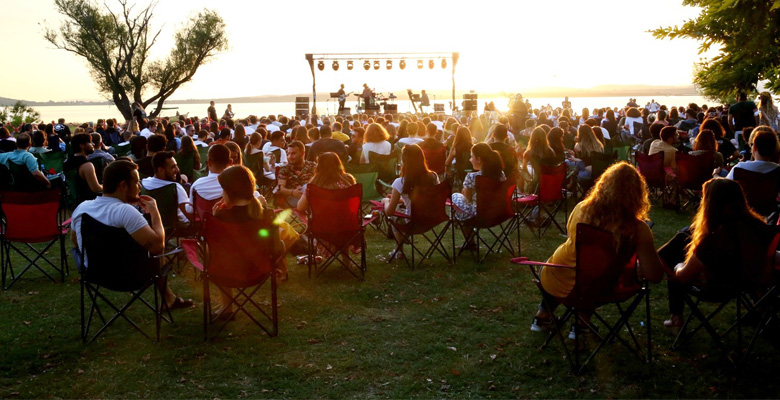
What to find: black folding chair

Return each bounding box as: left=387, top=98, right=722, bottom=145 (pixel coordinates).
left=456, top=176, right=519, bottom=263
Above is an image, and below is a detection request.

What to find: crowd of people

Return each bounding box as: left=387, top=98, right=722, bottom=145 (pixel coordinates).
left=2, top=91, right=780, bottom=337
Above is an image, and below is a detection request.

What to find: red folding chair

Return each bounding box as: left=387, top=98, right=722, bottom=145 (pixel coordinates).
left=385, top=181, right=454, bottom=269
left=1, top=188, right=70, bottom=290
left=182, top=214, right=279, bottom=340
left=303, top=183, right=374, bottom=280
left=733, top=167, right=780, bottom=221
left=456, top=176, right=519, bottom=263
left=675, top=152, right=714, bottom=211
left=191, top=188, right=221, bottom=223
left=516, top=163, right=568, bottom=237
left=635, top=152, right=666, bottom=203
left=421, top=145, right=447, bottom=176
left=512, top=223, right=650, bottom=374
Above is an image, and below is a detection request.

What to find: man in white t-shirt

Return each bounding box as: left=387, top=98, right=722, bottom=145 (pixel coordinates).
left=139, top=120, right=157, bottom=138
left=395, top=121, right=424, bottom=150
left=727, top=128, right=780, bottom=179
left=140, top=152, right=193, bottom=224
left=261, top=131, right=289, bottom=166
left=71, top=160, right=193, bottom=309
left=649, top=100, right=660, bottom=113
left=189, top=144, right=232, bottom=201
left=264, top=118, right=280, bottom=133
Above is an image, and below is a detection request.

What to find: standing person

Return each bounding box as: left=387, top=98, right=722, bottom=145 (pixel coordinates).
left=337, top=84, right=347, bottom=114
left=360, top=84, right=373, bottom=111
left=277, top=141, right=316, bottom=207
left=420, top=90, right=430, bottom=113
left=758, top=92, right=779, bottom=131
left=208, top=101, right=218, bottom=123
left=53, top=118, right=72, bottom=146
left=728, top=92, right=758, bottom=142
left=131, top=101, right=147, bottom=127
left=222, top=104, right=234, bottom=121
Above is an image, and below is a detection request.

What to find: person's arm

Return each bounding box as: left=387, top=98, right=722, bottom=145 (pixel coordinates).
left=383, top=187, right=402, bottom=215
left=296, top=190, right=308, bottom=212
left=635, top=222, right=663, bottom=283
left=32, top=170, right=51, bottom=188
left=674, top=253, right=707, bottom=284
left=131, top=195, right=165, bottom=255
left=79, top=162, right=102, bottom=193
left=727, top=112, right=736, bottom=133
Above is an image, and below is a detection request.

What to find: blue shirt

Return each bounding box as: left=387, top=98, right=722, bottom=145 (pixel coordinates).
left=0, top=149, right=39, bottom=173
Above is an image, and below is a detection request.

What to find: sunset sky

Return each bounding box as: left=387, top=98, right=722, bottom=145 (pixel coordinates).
left=0, top=0, right=712, bottom=102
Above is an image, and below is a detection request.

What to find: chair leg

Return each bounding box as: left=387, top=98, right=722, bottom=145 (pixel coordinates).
left=271, top=270, right=279, bottom=337
left=203, top=276, right=210, bottom=341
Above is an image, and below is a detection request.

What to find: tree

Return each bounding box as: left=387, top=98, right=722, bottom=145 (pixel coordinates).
left=652, top=0, right=780, bottom=102
left=0, top=101, right=41, bottom=127
left=44, top=0, right=228, bottom=121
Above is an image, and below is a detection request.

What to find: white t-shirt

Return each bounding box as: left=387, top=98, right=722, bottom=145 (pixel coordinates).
left=72, top=196, right=149, bottom=267
left=141, top=177, right=190, bottom=222
left=432, top=121, right=444, bottom=131
left=649, top=102, right=660, bottom=113
left=625, top=116, right=644, bottom=136
left=361, top=141, right=392, bottom=163
left=390, top=174, right=439, bottom=215
left=599, top=126, right=611, bottom=140
left=726, top=160, right=780, bottom=179
left=265, top=124, right=280, bottom=133
left=261, top=142, right=289, bottom=165
left=190, top=172, right=222, bottom=201
left=140, top=128, right=154, bottom=138
left=397, top=137, right=424, bottom=147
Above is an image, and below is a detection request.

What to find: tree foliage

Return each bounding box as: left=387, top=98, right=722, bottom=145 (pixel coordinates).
left=44, top=0, right=228, bottom=120
left=652, top=0, right=780, bottom=102
left=0, top=101, right=41, bottom=127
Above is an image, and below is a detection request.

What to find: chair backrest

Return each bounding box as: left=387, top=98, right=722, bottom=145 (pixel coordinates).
left=368, top=150, right=399, bottom=182
left=421, top=146, right=447, bottom=175
left=244, top=151, right=264, bottom=182
left=0, top=188, right=62, bottom=241
left=733, top=167, right=780, bottom=217
left=538, top=163, right=567, bottom=203
left=174, top=151, right=195, bottom=182
left=474, top=175, right=516, bottom=228
left=197, top=146, right=210, bottom=166
left=635, top=151, right=665, bottom=188
left=614, top=145, right=630, bottom=162
left=38, top=151, right=65, bottom=174
left=408, top=181, right=451, bottom=233
left=113, top=144, right=131, bottom=157
left=676, top=152, right=714, bottom=191
left=570, top=223, right=638, bottom=309
left=590, top=152, right=617, bottom=182
left=80, top=214, right=157, bottom=292
left=192, top=188, right=220, bottom=221
left=352, top=171, right=382, bottom=202
left=0, top=164, right=12, bottom=191
left=0, top=140, right=17, bottom=153
left=306, top=183, right=363, bottom=250
left=140, top=183, right=179, bottom=230
left=8, top=162, right=44, bottom=192
left=88, top=158, right=106, bottom=184
left=202, top=213, right=275, bottom=288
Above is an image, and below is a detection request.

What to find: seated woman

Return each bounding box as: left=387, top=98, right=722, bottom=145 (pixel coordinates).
left=531, top=162, right=663, bottom=334
left=444, top=126, right=475, bottom=180
left=659, top=178, right=774, bottom=328
left=360, top=123, right=392, bottom=164
left=211, top=165, right=286, bottom=319
left=689, top=129, right=725, bottom=176
left=573, top=125, right=605, bottom=183
left=382, top=144, right=439, bottom=260
left=451, top=143, right=506, bottom=222
left=521, top=127, right=558, bottom=191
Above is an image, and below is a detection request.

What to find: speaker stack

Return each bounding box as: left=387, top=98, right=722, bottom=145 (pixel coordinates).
left=463, top=93, right=478, bottom=111
left=384, top=104, right=398, bottom=114
left=295, top=97, right=309, bottom=117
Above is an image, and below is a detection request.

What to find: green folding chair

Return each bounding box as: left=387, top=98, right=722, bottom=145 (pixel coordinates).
left=37, top=151, right=65, bottom=174
left=174, top=151, right=196, bottom=182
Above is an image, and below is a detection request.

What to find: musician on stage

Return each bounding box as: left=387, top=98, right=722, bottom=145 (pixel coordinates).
left=420, top=90, right=430, bottom=113
left=360, top=83, right=373, bottom=109
left=337, top=84, right=346, bottom=113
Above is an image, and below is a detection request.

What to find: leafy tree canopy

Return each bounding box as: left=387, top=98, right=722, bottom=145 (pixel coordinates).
left=653, top=0, right=780, bottom=102
left=0, top=102, right=41, bottom=127
left=44, top=0, right=228, bottom=120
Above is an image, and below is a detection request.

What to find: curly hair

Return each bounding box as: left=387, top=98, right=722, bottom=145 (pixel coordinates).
left=579, top=162, right=650, bottom=236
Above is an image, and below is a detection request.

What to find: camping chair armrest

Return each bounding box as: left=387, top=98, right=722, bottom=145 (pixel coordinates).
left=362, top=214, right=380, bottom=227
left=510, top=257, right=573, bottom=269
left=377, top=179, right=393, bottom=189
left=154, top=247, right=183, bottom=259
left=61, top=217, right=72, bottom=228
left=445, top=199, right=465, bottom=214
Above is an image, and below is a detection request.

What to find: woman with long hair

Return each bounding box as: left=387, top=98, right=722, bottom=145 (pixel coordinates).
left=531, top=162, right=663, bottom=333
left=451, top=143, right=505, bottom=221
left=224, top=141, right=243, bottom=166
left=659, top=178, right=773, bottom=328
left=163, top=123, right=179, bottom=152
left=246, top=132, right=263, bottom=155
left=178, top=135, right=202, bottom=171
left=360, top=123, right=392, bottom=164
left=233, top=123, right=248, bottom=150
left=690, top=129, right=725, bottom=172
left=701, top=117, right=739, bottom=163
left=547, top=127, right=569, bottom=164
left=573, top=124, right=605, bottom=181
left=759, top=92, right=779, bottom=131
left=578, top=108, right=590, bottom=126
left=445, top=126, right=475, bottom=177
left=128, top=120, right=141, bottom=136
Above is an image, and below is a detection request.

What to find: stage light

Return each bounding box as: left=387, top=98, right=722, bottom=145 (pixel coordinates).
left=386, top=60, right=392, bottom=70
left=363, top=60, right=370, bottom=70
left=347, top=60, right=353, bottom=70
left=317, top=61, right=324, bottom=71
left=441, top=59, right=447, bottom=69
left=399, top=60, right=406, bottom=70
left=417, top=59, right=423, bottom=69
left=428, top=59, right=434, bottom=69
left=373, top=60, right=380, bottom=70
left=332, top=61, right=339, bottom=71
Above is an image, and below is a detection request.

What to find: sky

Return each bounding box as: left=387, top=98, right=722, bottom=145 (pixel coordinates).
left=0, top=0, right=713, bottom=102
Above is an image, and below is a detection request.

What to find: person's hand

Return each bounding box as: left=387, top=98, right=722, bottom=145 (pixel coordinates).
left=292, top=187, right=302, bottom=198
left=269, top=153, right=276, bottom=165
left=138, top=195, right=158, bottom=214
left=257, top=194, right=268, bottom=207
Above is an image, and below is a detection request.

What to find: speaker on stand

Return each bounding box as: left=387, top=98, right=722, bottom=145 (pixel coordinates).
left=295, top=97, right=310, bottom=117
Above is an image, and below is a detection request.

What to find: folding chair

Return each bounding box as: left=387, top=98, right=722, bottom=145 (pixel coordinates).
left=670, top=228, right=780, bottom=365
left=614, top=144, right=631, bottom=163
left=8, top=162, right=47, bottom=192
left=456, top=176, right=519, bottom=263
left=140, top=183, right=187, bottom=271
left=191, top=188, right=220, bottom=222
left=88, top=158, right=107, bottom=184
left=182, top=214, right=278, bottom=340
left=421, top=145, right=447, bottom=177
left=368, top=150, right=400, bottom=194
left=77, top=214, right=176, bottom=343
left=303, top=183, right=374, bottom=280
left=1, top=188, right=70, bottom=290
left=113, top=144, right=131, bottom=158
left=37, top=151, right=65, bottom=174
left=675, top=152, right=714, bottom=212
left=386, top=181, right=454, bottom=269
left=733, top=167, right=780, bottom=222
left=512, top=223, right=651, bottom=374
left=174, top=151, right=197, bottom=183
left=635, top=152, right=666, bottom=203
left=516, top=163, right=568, bottom=237
left=197, top=146, right=210, bottom=175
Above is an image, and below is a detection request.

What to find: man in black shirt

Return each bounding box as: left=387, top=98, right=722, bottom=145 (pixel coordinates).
left=306, top=125, right=348, bottom=163
left=207, top=101, right=218, bottom=122
left=137, top=134, right=167, bottom=178
left=728, top=92, right=758, bottom=142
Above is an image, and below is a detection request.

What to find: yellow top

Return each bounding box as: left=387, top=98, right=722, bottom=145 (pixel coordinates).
left=541, top=202, right=584, bottom=298
left=332, top=131, right=350, bottom=143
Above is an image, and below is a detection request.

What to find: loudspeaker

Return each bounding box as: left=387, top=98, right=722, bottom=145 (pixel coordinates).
left=463, top=100, right=477, bottom=111
left=463, top=93, right=478, bottom=100
left=384, top=104, right=398, bottom=114
left=434, top=104, right=445, bottom=113
left=339, top=107, right=351, bottom=115
left=295, top=97, right=309, bottom=116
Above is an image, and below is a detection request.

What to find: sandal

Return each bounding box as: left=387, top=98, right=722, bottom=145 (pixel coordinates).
left=167, top=297, right=194, bottom=310
left=663, top=315, right=683, bottom=328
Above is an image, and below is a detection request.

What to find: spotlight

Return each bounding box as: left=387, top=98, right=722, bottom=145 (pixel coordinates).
left=347, top=60, right=354, bottom=70
left=386, top=60, right=392, bottom=70
left=317, top=61, right=324, bottom=71
left=332, top=61, right=339, bottom=71
left=417, top=59, right=423, bottom=69
left=363, top=60, right=370, bottom=70
left=428, top=60, right=434, bottom=69
left=441, top=59, right=447, bottom=69
left=399, top=60, right=406, bottom=70
left=373, top=60, right=380, bottom=70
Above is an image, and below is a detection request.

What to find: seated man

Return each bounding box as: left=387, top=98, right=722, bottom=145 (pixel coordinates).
left=306, top=125, right=348, bottom=163
left=71, top=160, right=192, bottom=310
left=141, top=151, right=193, bottom=226
left=261, top=130, right=288, bottom=166
left=277, top=141, right=316, bottom=208
left=64, top=133, right=102, bottom=203
left=0, top=132, right=51, bottom=190
left=29, top=131, right=50, bottom=154
left=88, top=133, right=116, bottom=164
left=189, top=144, right=232, bottom=201
left=727, top=127, right=780, bottom=179
left=137, top=134, right=167, bottom=178
left=648, top=126, right=679, bottom=170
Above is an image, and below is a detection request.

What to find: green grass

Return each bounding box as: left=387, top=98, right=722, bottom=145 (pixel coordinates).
left=1, top=203, right=779, bottom=398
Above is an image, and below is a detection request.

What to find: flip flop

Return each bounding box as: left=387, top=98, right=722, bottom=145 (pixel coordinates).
left=168, top=297, right=194, bottom=310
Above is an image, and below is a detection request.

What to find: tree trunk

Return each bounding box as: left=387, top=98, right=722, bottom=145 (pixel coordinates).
left=113, top=95, right=133, bottom=121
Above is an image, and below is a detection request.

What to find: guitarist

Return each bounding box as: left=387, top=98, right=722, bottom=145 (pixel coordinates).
left=360, top=83, right=373, bottom=111
left=337, top=84, right=346, bottom=113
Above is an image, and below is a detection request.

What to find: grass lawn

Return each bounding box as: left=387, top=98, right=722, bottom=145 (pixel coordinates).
left=1, top=201, right=779, bottom=398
